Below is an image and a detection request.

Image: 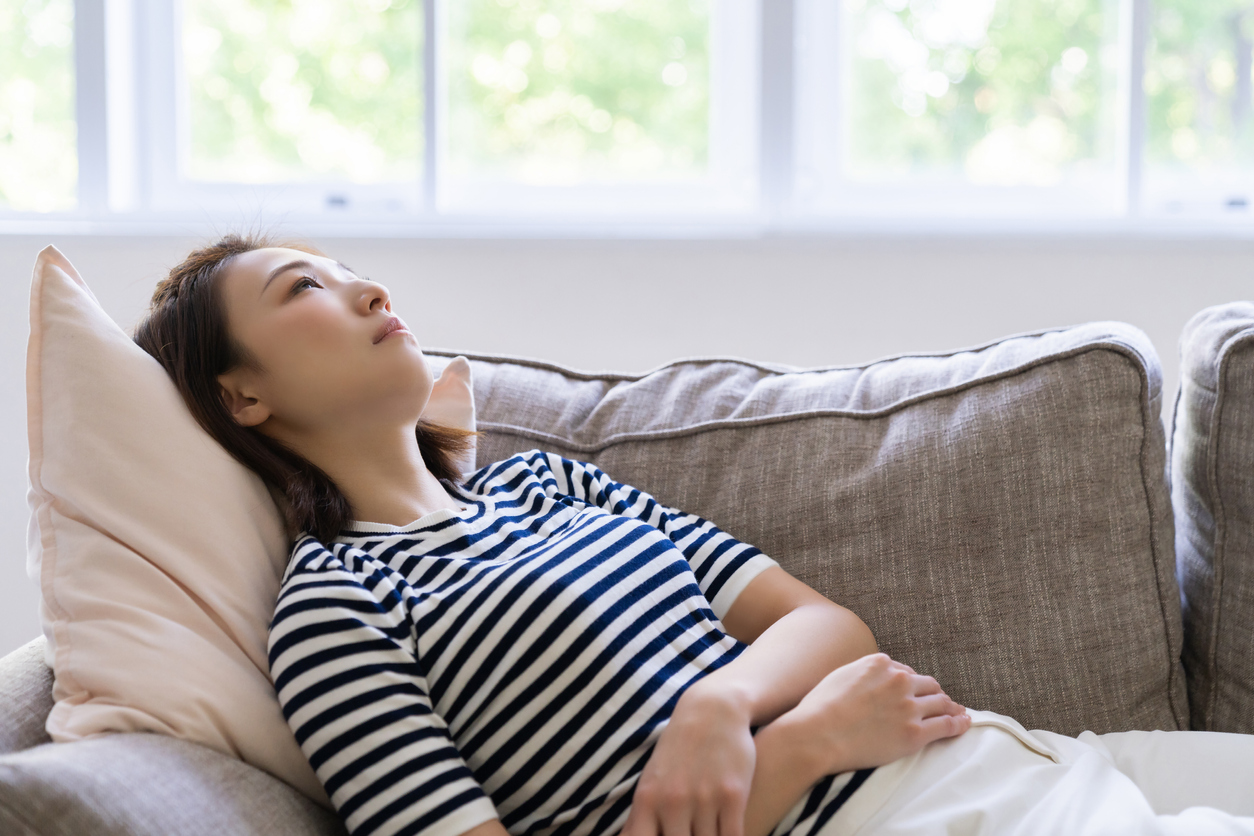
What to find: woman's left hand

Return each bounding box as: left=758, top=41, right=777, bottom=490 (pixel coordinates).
left=622, top=686, right=756, bottom=836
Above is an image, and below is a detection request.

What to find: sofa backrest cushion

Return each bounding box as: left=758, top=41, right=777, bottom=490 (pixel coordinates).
left=434, top=322, right=1188, bottom=736
left=1172, top=302, right=1254, bottom=733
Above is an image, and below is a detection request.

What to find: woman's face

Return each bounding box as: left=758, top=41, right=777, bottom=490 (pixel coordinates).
left=214, top=246, right=432, bottom=437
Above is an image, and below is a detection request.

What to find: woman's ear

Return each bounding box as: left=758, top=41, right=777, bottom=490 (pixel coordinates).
left=217, top=370, right=272, bottom=428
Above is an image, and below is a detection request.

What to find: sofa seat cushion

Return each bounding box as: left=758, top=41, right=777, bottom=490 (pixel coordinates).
left=434, top=321, right=1186, bottom=737
left=1172, top=302, right=1254, bottom=733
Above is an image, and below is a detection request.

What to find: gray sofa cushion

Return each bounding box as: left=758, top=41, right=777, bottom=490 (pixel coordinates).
left=0, top=733, right=344, bottom=836
left=0, top=640, right=52, bottom=755
left=1172, top=302, right=1254, bottom=733
left=0, top=637, right=344, bottom=836
left=436, top=321, right=1187, bottom=736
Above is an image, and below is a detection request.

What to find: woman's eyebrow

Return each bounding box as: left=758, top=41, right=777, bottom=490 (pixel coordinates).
left=260, top=259, right=359, bottom=297
left=260, top=260, right=316, bottom=297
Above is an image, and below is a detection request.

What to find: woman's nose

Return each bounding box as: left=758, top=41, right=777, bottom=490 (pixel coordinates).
left=358, top=281, right=390, bottom=314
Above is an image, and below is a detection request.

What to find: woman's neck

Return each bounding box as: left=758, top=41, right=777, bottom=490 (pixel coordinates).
left=293, top=423, right=465, bottom=526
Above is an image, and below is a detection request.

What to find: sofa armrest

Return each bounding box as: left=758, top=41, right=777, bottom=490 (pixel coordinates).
left=1172, top=302, right=1254, bottom=733
left=0, top=733, right=345, bottom=836
left=0, top=639, right=53, bottom=755
left=1, top=639, right=345, bottom=835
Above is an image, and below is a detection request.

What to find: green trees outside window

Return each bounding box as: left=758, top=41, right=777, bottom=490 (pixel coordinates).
left=183, top=0, right=422, bottom=184
left=1, top=0, right=76, bottom=211
left=446, top=0, right=710, bottom=184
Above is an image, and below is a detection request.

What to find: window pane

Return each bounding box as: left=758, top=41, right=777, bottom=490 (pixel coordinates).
left=0, top=0, right=76, bottom=211
left=182, top=0, right=422, bottom=184
left=446, top=0, right=710, bottom=184
left=843, top=0, right=1119, bottom=187
left=1144, top=2, right=1254, bottom=194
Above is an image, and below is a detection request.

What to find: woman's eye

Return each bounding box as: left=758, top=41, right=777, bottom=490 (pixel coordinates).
left=291, top=277, right=320, bottom=294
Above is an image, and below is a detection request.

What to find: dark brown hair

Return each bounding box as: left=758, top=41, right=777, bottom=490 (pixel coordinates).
left=134, top=233, right=475, bottom=543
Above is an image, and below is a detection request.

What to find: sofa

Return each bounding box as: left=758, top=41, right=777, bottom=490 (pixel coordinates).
left=2, top=307, right=1252, bottom=836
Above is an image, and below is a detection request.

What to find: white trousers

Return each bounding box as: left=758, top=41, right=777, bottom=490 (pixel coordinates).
left=828, top=710, right=1254, bottom=835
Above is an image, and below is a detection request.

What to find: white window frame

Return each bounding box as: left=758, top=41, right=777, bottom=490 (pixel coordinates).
left=140, top=0, right=758, bottom=220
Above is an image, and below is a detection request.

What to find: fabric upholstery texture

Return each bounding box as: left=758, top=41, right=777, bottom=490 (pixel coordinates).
left=0, top=639, right=52, bottom=756
left=432, top=322, right=1187, bottom=737
left=24, top=246, right=474, bottom=808
left=1172, top=302, right=1254, bottom=733
left=0, top=732, right=345, bottom=836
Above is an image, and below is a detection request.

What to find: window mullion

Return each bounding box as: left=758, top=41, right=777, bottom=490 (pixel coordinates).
left=423, top=0, right=440, bottom=215
left=759, top=0, right=795, bottom=219
left=1124, top=0, right=1148, bottom=217
left=74, top=0, right=109, bottom=212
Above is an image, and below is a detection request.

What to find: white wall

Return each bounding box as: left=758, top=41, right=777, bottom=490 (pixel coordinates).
left=3, top=230, right=1251, bottom=656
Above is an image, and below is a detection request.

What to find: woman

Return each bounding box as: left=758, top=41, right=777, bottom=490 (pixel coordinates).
left=136, top=235, right=1254, bottom=836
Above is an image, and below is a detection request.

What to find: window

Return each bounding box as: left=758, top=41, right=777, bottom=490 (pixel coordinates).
left=1, top=0, right=76, bottom=212
left=1143, top=1, right=1254, bottom=214
left=182, top=0, right=422, bottom=186
left=4, top=0, right=1254, bottom=226
left=440, top=0, right=757, bottom=214
left=796, top=0, right=1127, bottom=216
left=446, top=0, right=710, bottom=184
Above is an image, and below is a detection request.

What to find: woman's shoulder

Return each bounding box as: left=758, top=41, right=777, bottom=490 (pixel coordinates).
left=463, top=449, right=594, bottom=487
left=279, top=533, right=348, bottom=584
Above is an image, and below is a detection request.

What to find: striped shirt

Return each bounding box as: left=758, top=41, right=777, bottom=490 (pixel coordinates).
left=268, top=451, right=872, bottom=836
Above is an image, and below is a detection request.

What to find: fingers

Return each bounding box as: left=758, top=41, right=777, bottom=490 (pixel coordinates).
left=691, top=807, right=718, bottom=836
left=909, top=674, right=943, bottom=696
left=913, top=692, right=966, bottom=717
left=718, top=799, right=746, bottom=836
left=658, top=807, right=691, bottom=836
left=623, top=789, right=658, bottom=836
left=917, top=709, right=972, bottom=744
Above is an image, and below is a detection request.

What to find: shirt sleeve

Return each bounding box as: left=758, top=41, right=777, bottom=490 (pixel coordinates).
left=268, top=537, right=499, bottom=836
left=528, top=451, right=779, bottom=621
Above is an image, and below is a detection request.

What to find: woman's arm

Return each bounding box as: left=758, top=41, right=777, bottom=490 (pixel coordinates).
left=623, top=566, right=877, bottom=836
left=626, top=653, right=970, bottom=836
left=269, top=542, right=500, bottom=836
left=741, top=654, right=970, bottom=836
left=702, top=564, right=879, bottom=724
left=624, top=568, right=969, bottom=836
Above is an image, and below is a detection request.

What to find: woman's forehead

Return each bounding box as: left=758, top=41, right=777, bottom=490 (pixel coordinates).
left=229, top=247, right=334, bottom=282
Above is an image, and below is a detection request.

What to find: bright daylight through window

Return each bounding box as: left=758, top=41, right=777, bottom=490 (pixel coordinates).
left=1143, top=1, right=1254, bottom=212
left=446, top=0, right=710, bottom=185
left=844, top=0, right=1117, bottom=190
left=182, top=0, right=422, bottom=186
left=1, top=0, right=76, bottom=212
left=3, top=0, right=1254, bottom=224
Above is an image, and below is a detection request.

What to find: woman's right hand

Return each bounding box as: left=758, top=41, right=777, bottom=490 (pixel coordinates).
left=779, top=652, right=971, bottom=777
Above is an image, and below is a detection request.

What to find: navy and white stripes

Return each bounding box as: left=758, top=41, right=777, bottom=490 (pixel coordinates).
left=268, top=450, right=868, bottom=836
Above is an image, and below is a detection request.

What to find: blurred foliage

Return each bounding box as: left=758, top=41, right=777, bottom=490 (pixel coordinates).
left=10, top=0, right=1249, bottom=205
left=184, top=0, right=422, bottom=183
left=1145, top=0, right=1254, bottom=169
left=0, top=0, right=76, bottom=211
left=447, top=0, right=710, bottom=183
left=845, top=0, right=1117, bottom=186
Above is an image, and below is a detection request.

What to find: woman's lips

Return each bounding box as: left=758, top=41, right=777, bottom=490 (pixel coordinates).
left=374, top=316, right=409, bottom=344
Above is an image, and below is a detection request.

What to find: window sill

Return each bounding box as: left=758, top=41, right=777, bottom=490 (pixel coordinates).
left=3, top=210, right=1254, bottom=241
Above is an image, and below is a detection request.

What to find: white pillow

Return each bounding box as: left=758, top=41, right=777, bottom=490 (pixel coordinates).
left=25, top=245, right=475, bottom=806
